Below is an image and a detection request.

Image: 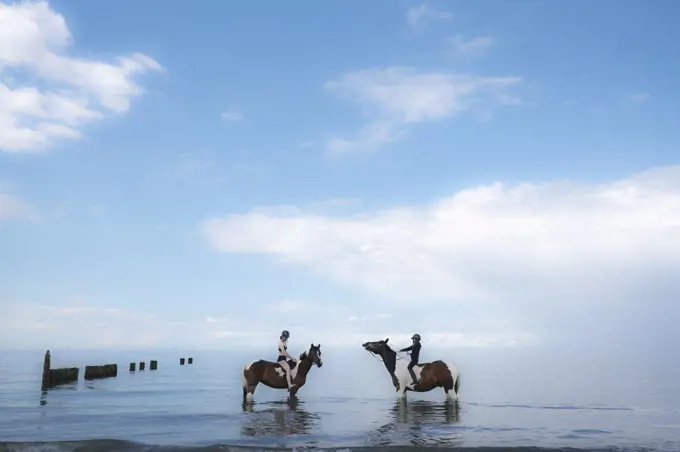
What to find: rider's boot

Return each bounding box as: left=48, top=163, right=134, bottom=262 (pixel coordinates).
left=409, top=368, right=418, bottom=386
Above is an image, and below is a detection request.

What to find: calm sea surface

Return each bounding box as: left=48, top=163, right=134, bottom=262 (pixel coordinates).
left=0, top=346, right=678, bottom=451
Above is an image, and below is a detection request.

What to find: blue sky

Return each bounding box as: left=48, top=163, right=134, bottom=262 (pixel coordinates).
left=1, top=0, right=679, bottom=351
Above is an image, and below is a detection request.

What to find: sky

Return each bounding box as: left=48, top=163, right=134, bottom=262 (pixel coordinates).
left=1, top=0, right=679, bottom=352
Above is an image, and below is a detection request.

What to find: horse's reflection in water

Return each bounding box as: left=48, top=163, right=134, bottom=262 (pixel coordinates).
left=369, top=400, right=462, bottom=447
left=392, top=399, right=461, bottom=425
left=240, top=396, right=320, bottom=437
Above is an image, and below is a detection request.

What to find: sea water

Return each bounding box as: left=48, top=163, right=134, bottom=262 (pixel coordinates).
left=0, top=345, right=678, bottom=451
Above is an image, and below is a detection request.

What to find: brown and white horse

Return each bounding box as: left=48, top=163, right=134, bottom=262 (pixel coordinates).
left=362, top=337, right=460, bottom=401
left=241, top=344, right=323, bottom=404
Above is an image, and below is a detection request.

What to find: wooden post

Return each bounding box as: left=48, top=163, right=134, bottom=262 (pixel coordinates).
left=41, top=350, right=51, bottom=390
left=139, top=361, right=145, bottom=371
left=150, top=360, right=157, bottom=370
left=41, top=350, right=79, bottom=388
left=129, top=362, right=136, bottom=372
left=188, top=357, right=193, bottom=364
left=84, top=364, right=118, bottom=380
left=47, top=367, right=79, bottom=386
left=180, top=358, right=185, bottom=365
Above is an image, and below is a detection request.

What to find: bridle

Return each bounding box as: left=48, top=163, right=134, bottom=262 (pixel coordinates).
left=365, top=344, right=406, bottom=363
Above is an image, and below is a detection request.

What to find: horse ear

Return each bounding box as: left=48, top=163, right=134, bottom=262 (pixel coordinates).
left=384, top=337, right=389, bottom=344
left=310, top=343, right=314, bottom=348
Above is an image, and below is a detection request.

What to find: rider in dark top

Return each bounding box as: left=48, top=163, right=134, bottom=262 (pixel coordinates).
left=400, top=333, right=422, bottom=386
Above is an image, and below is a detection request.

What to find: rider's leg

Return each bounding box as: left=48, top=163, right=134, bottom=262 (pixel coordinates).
left=407, top=360, right=418, bottom=385
left=279, top=360, right=294, bottom=388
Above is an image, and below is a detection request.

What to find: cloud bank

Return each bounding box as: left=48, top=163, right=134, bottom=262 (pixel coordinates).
left=0, top=0, right=163, bottom=153
left=202, top=166, right=680, bottom=344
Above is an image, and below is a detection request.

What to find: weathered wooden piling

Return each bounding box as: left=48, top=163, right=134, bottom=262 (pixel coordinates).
left=139, top=361, right=145, bottom=371
left=84, top=364, right=118, bottom=380
left=41, top=350, right=79, bottom=389
left=48, top=367, right=79, bottom=386
left=150, top=360, right=158, bottom=370
left=41, top=350, right=51, bottom=390
left=129, top=362, right=136, bottom=372
left=188, top=357, right=193, bottom=364
left=180, top=358, right=185, bottom=365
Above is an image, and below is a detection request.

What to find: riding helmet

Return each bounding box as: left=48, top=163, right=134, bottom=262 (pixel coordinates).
left=281, top=330, right=290, bottom=339
left=412, top=333, right=421, bottom=341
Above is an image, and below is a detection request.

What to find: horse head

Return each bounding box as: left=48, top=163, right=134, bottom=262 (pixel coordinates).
left=300, top=343, right=323, bottom=368
left=362, top=336, right=392, bottom=355
left=362, top=336, right=396, bottom=373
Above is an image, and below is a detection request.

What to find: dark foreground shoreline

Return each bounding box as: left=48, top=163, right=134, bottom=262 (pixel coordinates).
left=0, top=441, right=666, bottom=452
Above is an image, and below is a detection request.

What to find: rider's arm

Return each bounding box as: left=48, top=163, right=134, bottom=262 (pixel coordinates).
left=279, top=341, right=295, bottom=360
left=400, top=345, right=413, bottom=352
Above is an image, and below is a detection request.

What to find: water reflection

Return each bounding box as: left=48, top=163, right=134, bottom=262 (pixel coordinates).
left=240, top=396, right=320, bottom=437
left=39, top=384, right=78, bottom=407
left=368, top=399, right=463, bottom=447
left=392, top=399, right=461, bottom=425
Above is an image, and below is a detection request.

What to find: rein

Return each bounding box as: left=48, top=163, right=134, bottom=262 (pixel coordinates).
left=366, top=349, right=406, bottom=362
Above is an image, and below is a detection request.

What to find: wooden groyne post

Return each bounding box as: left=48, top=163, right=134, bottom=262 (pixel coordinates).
left=150, top=360, right=158, bottom=370
left=180, top=358, right=185, bottom=365
left=41, top=350, right=79, bottom=389
left=84, top=364, right=118, bottom=380
left=129, top=362, right=136, bottom=372
left=139, top=361, right=146, bottom=371
left=188, top=357, right=193, bottom=364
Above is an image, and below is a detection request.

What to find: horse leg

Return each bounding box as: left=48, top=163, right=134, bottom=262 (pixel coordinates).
left=396, top=384, right=407, bottom=399
left=442, top=375, right=457, bottom=402
left=244, top=382, right=258, bottom=404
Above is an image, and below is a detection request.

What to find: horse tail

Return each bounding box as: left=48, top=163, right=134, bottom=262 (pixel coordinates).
left=241, top=363, right=250, bottom=390
left=454, top=373, right=460, bottom=394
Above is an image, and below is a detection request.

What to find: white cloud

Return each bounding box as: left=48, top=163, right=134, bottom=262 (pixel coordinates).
left=630, top=92, right=650, bottom=102
left=406, top=4, right=453, bottom=29
left=220, top=110, right=243, bottom=121
left=0, top=0, right=163, bottom=153
left=323, top=67, right=521, bottom=154
left=202, top=166, right=680, bottom=343
left=0, top=190, right=38, bottom=221
left=446, top=35, right=496, bottom=57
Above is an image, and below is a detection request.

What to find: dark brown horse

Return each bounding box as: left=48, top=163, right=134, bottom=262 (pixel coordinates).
left=362, top=337, right=460, bottom=400
left=242, top=344, right=323, bottom=403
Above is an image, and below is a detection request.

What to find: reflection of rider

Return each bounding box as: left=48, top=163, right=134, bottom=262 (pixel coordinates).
left=399, top=333, right=421, bottom=386
left=277, top=330, right=297, bottom=389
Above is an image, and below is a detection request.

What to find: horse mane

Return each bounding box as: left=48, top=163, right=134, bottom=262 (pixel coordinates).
left=299, top=350, right=308, bottom=360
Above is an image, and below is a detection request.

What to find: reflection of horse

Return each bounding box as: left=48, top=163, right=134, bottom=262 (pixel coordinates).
left=392, top=399, right=461, bottom=425
left=368, top=400, right=463, bottom=447
left=363, top=337, right=460, bottom=400
left=242, top=344, right=323, bottom=403
left=240, top=397, right=320, bottom=437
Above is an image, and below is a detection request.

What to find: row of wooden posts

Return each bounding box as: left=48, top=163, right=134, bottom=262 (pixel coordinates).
left=41, top=350, right=194, bottom=390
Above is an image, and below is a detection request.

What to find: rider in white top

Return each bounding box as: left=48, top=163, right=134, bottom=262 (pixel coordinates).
left=277, top=330, right=297, bottom=389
